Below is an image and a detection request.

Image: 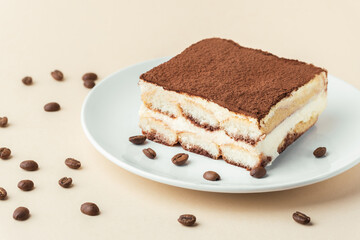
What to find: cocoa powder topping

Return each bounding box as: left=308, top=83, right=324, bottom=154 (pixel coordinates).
left=140, top=38, right=326, bottom=120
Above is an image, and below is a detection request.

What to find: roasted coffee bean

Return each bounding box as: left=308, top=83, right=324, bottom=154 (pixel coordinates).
left=250, top=166, right=267, bottom=178
left=20, top=160, right=38, bottom=171
left=13, top=207, right=30, bottom=221
left=313, top=147, right=326, bottom=158
left=83, top=80, right=96, bottom=89
left=44, top=102, right=60, bottom=112
left=59, top=177, right=72, bottom=188
left=51, top=70, right=63, bottom=81
left=81, top=202, right=100, bottom=216
left=0, top=116, right=8, bottom=127
left=17, top=180, right=34, bottom=191
left=22, top=76, right=33, bottom=85
left=129, top=135, right=146, bottom=145
left=65, top=158, right=81, bottom=169
left=178, top=214, right=196, bottom=226
left=293, top=211, right=311, bottom=225
left=143, top=148, right=156, bottom=159
left=0, top=187, right=7, bottom=200
left=171, top=153, right=189, bottom=166
left=203, top=171, right=220, bottom=181
left=82, top=72, right=98, bottom=81
left=0, top=147, right=11, bottom=160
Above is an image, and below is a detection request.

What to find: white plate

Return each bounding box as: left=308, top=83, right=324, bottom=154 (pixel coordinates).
left=81, top=57, right=360, bottom=193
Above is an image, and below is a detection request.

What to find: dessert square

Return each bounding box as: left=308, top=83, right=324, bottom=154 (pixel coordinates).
left=138, top=38, right=327, bottom=170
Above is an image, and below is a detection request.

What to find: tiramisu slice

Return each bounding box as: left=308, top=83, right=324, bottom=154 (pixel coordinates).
left=138, top=38, right=327, bottom=170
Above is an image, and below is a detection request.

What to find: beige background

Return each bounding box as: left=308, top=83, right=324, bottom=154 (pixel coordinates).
left=0, top=0, right=359, bottom=239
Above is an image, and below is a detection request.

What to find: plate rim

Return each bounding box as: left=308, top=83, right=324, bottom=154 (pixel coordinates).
left=81, top=57, right=360, bottom=193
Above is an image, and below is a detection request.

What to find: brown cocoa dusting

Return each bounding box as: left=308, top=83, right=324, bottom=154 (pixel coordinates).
left=140, top=38, right=326, bottom=120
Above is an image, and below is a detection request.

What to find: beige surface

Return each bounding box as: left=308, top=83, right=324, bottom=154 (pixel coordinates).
left=0, top=0, right=360, bottom=239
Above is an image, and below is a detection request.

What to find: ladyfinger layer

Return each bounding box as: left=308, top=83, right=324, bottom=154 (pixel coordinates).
left=139, top=85, right=326, bottom=169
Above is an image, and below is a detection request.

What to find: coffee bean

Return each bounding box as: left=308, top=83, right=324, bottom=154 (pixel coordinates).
left=292, top=211, right=311, bottom=225
left=22, top=76, right=33, bottom=85
left=13, top=207, right=30, bottom=221
left=81, top=202, right=100, bottom=216
left=250, top=166, right=267, bottom=178
left=20, top=160, right=38, bottom=171
left=178, top=214, right=196, bottom=226
left=65, top=158, right=81, bottom=169
left=203, top=171, right=220, bottom=181
left=44, top=102, right=60, bottom=112
left=51, top=70, right=63, bottom=81
left=0, top=116, right=8, bottom=127
left=59, top=177, right=72, bottom=188
left=82, top=73, right=98, bottom=81
left=313, top=147, right=326, bottom=158
left=17, top=180, right=34, bottom=191
left=129, top=135, right=146, bottom=145
left=143, top=148, right=156, bottom=159
left=0, top=187, right=7, bottom=200
left=83, top=80, right=96, bottom=89
left=171, top=153, right=189, bottom=166
left=0, top=147, right=11, bottom=160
